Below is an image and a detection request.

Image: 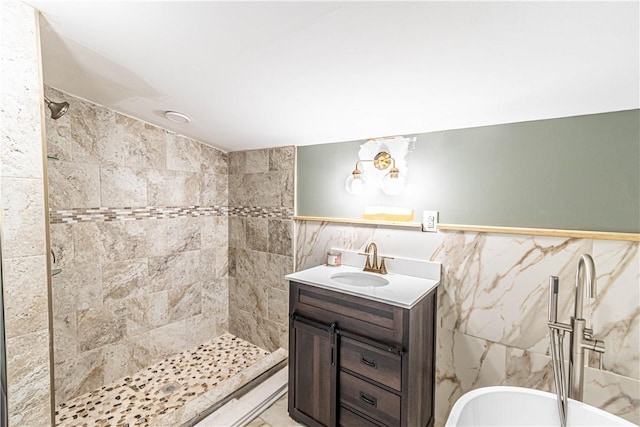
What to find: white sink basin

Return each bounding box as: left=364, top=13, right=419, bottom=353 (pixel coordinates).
left=330, top=272, right=389, bottom=287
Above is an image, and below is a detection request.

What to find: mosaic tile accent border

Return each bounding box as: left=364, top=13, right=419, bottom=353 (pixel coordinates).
left=229, top=206, right=294, bottom=219
left=49, top=205, right=293, bottom=224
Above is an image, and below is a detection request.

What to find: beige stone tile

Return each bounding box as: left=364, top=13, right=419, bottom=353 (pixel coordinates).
left=214, top=173, right=229, bottom=206
left=167, top=134, right=202, bottom=172
left=148, top=250, right=201, bottom=291
left=0, top=2, right=40, bottom=98
left=266, top=253, right=294, bottom=291
left=50, top=223, right=75, bottom=268
left=268, top=219, right=293, bottom=256
left=1, top=177, right=46, bottom=258
left=77, top=304, right=127, bottom=352
left=229, top=173, right=281, bottom=207
left=73, top=221, right=142, bottom=264
left=2, top=255, right=48, bottom=339
left=247, top=217, right=268, bottom=252
left=267, top=287, right=288, bottom=325
left=54, top=348, right=105, bottom=403
left=0, top=94, right=44, bottom=179
left=102, top=258, right=149, bottom=302
left=68, top=96, right=123, bottom=166
left=99, top=165, right=147, bottom=207
left=201, top=215, right=228, bottom=250
left=48, top=160, right=100, bottom=209
left=168, top=282, right=203, bottom=322
left=53, top=261, right=102, bottom=312
left=120, top=116, right=167, bottom=169
left=146, top=168, right=201, bottom=206
left=6, top=329, right=51, bottom=422
left=2, top=256, right=49, bottom=338
left=269, top=146, right=295, bottom=172
left=167, top=216, right=201, bottom=253
left=202, top=277, right=228, bottom=325
left=125, top=290, right=169, bottom=336
left=53, top=310, right=78, bottom=362
left=229, top=217, right=246, bottom=249
left=200, top=143, right=227, bottom=174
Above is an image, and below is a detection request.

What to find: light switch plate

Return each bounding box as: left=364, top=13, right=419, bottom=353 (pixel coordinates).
left=422, top=210, right=438, bottom=232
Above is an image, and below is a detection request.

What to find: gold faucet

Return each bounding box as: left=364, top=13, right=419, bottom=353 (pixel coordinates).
left=359, top=242, right=393, bottom=274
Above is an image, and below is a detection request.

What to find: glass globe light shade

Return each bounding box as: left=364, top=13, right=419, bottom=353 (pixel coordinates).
left=345, top=172, right=368, bottom=195
left=381, top=169, right=406, bottom=195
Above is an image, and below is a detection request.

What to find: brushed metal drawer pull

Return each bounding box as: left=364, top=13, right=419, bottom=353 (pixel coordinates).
left=359, top=392, right=377, bottom=407
left=360, top=355, right=377, bottom=369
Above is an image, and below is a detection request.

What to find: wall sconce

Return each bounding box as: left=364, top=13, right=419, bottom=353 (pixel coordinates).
left=345, top=151, right=407, bottom=195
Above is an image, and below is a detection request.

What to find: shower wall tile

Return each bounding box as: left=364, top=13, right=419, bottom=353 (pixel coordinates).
left=167, top=134, right=202, bottom=172
left=201, top=143, right=228, bottom=174
left=48, top=160, right=101, bottom=208
left=167, top=217, right=202, bottom=253
left=119, top=117, right=167, bottom=170
left=294, top=221, right=639, bottom=424
left=50, top=222, right=75, bottom=268
left=45, top=88, right=230, bottom=404
left=100, top=165, right=148, bottom=207
left=54, top=347, right=105, bottom=404
left=268, top=219, right=292, bottom=256
left=2, top=3, right=52, bottom=424
left=228, top=147, right=294, bottom=351
left=2, top=255, right=49, bottom=339
left=0, top=95, right=44, bottom=179
left=77, top=304, right=127, bottom=352
left=102, top=259, right=149, bottom=302
left=69, top=98, right=124, bottom=166
left=1, top=177, right=47, bottom=258
left=5, top=329, right=51, bottom=426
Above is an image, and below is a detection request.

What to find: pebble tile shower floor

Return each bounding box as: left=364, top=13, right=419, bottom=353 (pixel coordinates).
left=55, top=334, right=271, bottom=426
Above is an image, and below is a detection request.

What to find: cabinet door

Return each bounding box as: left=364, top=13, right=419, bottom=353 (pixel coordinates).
left=289, top=318, right=335, bottom=427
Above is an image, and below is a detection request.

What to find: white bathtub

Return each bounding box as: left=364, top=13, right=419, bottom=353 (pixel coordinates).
left=445, top=386, right=637, bottom=427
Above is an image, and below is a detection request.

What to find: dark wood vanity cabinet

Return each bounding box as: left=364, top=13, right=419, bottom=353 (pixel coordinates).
left=288, top=281, right=437, bottom=427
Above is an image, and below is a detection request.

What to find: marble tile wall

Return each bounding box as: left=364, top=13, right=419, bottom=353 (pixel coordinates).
left=228, top=147, right=295, bottom=352
left=294, top=221, right=640, bottom=425
left=44, top=87, right=230, bottom=405
left=0, top=1, right=53, bottom=425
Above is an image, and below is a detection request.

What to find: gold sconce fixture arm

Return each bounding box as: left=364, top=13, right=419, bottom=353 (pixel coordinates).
left=345, top=151, right=405, bottom=196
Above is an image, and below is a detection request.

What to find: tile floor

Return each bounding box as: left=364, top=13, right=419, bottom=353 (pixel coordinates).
left=248, top=394, right=302, bottom=427
left=55, top=334, right=270, bottom=426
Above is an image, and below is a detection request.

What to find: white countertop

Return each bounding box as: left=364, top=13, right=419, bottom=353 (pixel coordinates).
left=285, top=264, right=440, bottom=309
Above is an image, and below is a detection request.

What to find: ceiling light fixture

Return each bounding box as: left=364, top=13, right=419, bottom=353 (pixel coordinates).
left=345, top=151, right=406, bottom=196
left=164, top=111, right=191, bottom=124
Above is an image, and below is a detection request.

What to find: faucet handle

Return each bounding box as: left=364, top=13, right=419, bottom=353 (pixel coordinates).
left=379, top=256, right=394, bottom=275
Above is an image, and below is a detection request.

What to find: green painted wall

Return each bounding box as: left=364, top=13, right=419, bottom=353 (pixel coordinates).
left=297, top=110, right=640, bottom=233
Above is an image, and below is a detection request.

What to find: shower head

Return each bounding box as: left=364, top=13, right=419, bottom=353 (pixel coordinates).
left=44, top=96, right=69, bottom=120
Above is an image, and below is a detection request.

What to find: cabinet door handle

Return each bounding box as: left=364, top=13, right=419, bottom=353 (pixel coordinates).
left=360, top=355, right=377, bottom=369
left=359, top=392, right=377, bottom=407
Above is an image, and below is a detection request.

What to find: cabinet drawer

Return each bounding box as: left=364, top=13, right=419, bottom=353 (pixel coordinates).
left=339, top=371, right=400, bottom=427
left=339, top=405, right=383, bottom=427
left=340, top=336, right=402, bottom=392
left=291, top=282, right=405, bottom=345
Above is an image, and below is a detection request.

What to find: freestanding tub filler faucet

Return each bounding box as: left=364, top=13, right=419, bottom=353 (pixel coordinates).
left=547, top=254, right=605, bottom=426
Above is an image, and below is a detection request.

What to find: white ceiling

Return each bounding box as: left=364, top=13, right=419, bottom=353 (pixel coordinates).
left=30, top=1, right=639, bottom=152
